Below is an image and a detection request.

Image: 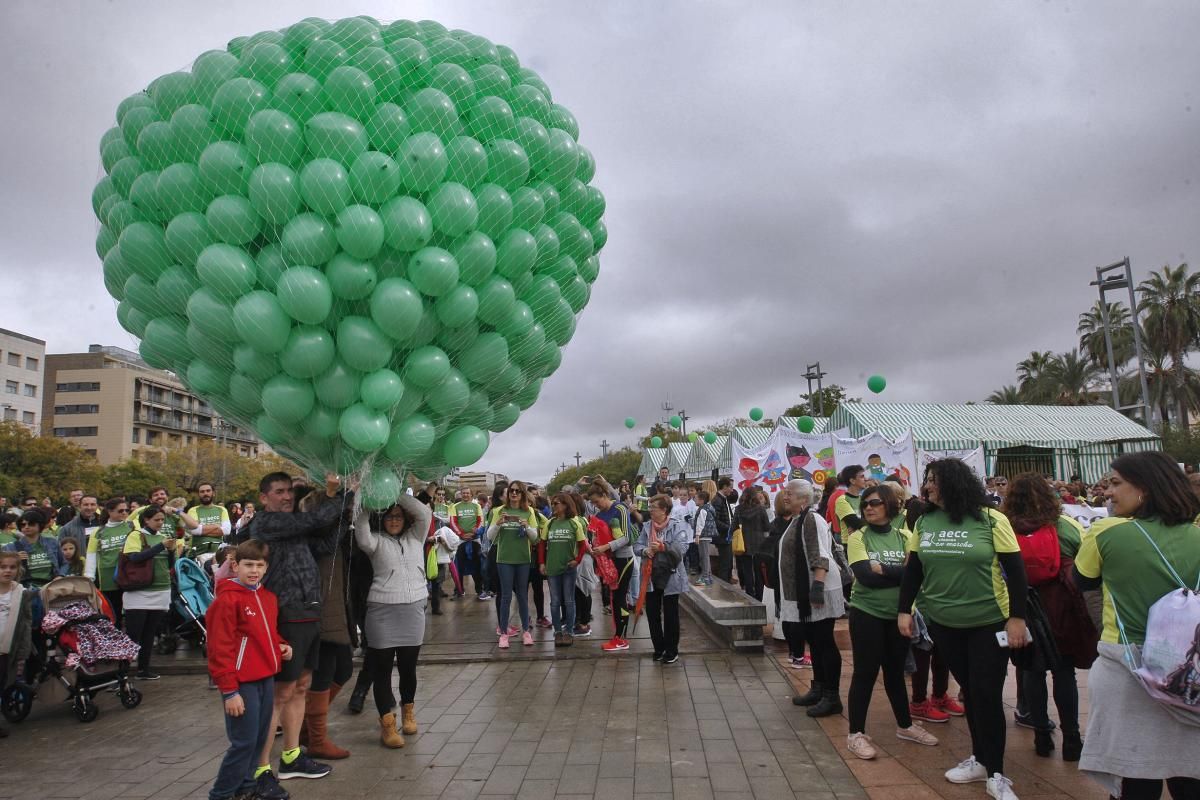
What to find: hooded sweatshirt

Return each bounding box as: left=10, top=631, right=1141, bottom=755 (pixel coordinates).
left=208, top=578, right=287, bottom=695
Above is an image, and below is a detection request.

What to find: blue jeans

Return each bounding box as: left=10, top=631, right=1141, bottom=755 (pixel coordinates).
left=496, top=562, right=531, bottom=633
left=547, top=569, right=577, bottom=634
left=209, top=677, right=273, bottom=800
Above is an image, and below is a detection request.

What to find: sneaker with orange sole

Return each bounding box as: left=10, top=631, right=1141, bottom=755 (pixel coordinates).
left=910, top=700, right=950, bottom=723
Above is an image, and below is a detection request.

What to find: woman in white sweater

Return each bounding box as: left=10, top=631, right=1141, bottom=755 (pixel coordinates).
left=354, top=494, right=431, bottom=749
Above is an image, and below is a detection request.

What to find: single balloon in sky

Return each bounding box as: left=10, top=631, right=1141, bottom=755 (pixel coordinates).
left=867, top=375, right=887, bottom=394
left=748, top=407, right=764, bottom=422
left=624, top=417, right=636, bottom=429
left=798, top=415, right=816, bottom=433
left=650, top=436, right=663, bottom=448
left=669, top=414, right=681, bottom=429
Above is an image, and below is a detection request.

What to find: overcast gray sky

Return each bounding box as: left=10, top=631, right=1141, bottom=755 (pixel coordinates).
left=2, top=1, right=1198, bottom=484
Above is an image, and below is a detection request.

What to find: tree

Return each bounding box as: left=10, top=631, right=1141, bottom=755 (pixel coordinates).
left=545, top=447, right=643, bottom=494
left=782, top=384, right=855, bottom=418
left=638, top=423, right=687, bottom=449
left=0, top=422, right=105, bottom=504
left=99, top=459, right=168, bottom=500
left=705, top=417, right=773, bottom=437
left=986, top=385, right=1024, bottom=405
left=1043, top=349, right=1103, bottom=406
left=1137, top=263, right=1200, bottom=427
left=1077, top=300, right=1134, bottom=369
left=1016, top=350, right=1056, bottom=401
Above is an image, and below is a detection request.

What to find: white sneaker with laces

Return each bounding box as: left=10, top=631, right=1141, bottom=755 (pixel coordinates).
left=896, top=723, right=938, bottom=746
left=986, top=773, right=1019, bottom=800
left=846, top=732, right=877, bottom=760
left=944, top=755, right=988, bottom=783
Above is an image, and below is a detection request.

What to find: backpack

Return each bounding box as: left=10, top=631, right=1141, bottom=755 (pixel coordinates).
left=1110, top=520, right=1200, bottom=726
left=1016, top=524, right=1061, bottom=586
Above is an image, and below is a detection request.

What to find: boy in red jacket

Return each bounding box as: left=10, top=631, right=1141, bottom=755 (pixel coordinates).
left=208, top=540, right=293, bottom=800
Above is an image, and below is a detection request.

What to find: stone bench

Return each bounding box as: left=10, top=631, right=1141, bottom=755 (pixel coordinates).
left=679, top=577, right=767, bottom=652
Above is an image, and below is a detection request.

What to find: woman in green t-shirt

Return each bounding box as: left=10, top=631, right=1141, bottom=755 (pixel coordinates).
left=121, top=503, right=179, bottom=680
left=898, top=459, right=1029, bottom=800
left=844, top=484, right=938, bottom=761
left=1072, top=452, right=1200, bottom=799
left=485, top=481, right=539, bottom=649
left=538, top=493, right=588, bottom=646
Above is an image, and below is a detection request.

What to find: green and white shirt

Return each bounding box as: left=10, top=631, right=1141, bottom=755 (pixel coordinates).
left=488, top=506, right=537, bottom=565
left=846, top=523, right=911, bottom=620
left=186, top=503, right=230, bottom=554
left=541, top=517, right=586, bottom=576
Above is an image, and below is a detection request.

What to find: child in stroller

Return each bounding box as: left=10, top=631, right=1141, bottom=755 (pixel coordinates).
left=6, top=575, right=143, bottom=723
left=155, top=556, right=215, bottom=657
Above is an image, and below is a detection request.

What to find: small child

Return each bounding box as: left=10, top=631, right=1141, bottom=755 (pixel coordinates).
left=691, top=491, right=717, bottom=586
left=59, top=539, right=85, bottom=577
left=207, top=540, right=293, bottom=800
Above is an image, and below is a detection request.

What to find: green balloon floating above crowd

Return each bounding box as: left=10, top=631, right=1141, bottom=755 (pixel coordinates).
left=93, top=17, right=606, bottom=506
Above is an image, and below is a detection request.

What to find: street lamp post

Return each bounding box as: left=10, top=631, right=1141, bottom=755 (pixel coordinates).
left=1090, top=257, right=1154, bottom=430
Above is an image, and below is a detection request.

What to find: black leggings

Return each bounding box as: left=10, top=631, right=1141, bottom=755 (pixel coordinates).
left=848, top=608, right=911, bottom=733
left=1120, top=777, right=1200, bottom=800
left=781, top=621, right=806, bottom=660
left=911, top=645, right=950, bottom=703
left=309, top=642, right=353, bottom=692
left=123, top=609, right=164, bottom=672
left=802, top=618, right=840, bottom=693
left=612, top=558, right=633, bottom=638
left=645, top=592, right=680, bottom=657
left=1022, top=664, right=1079, bottom=734
left=530, top=571, right=545, bottom=618
left=101, top=589, right=124, bottom=629
left=369, top=645, right=420, bottom=715
left=575, top=586, right=592, bottom=626
left=927, top=619, right=1010, bottom=777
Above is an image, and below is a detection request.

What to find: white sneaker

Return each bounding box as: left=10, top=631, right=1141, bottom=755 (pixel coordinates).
left=987, top=773, right=1018, bottom=800
left=846, top=732, right=877, bottom=760
left=945, top=755, right=988, bottom=784
left=896, top=723, right=938, bottom=746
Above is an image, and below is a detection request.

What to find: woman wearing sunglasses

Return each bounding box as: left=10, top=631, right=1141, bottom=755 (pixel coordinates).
left=485, top=481, right=540, bottom=649
left=2, top=509, right=68, bottom=589
left=843, top=484, right=938, bottom=759
left=84, top=498, right=136, bottom=626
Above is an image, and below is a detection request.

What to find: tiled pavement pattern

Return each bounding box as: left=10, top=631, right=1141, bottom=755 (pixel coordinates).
left=3, top=655, right=866, bottom=800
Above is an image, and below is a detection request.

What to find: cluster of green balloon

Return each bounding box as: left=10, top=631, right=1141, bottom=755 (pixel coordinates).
left=867, top=374, right=887, bottom=393
left=93, top=17, right=606, bottom=505
left=748, top=407, right=764, bottom=422
left=797, top=415, right=816, bottom=433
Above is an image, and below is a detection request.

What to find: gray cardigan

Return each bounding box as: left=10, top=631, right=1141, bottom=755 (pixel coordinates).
left=353, top=495, right=432, bottom=605
left=633, top=517, right=691, bottom=596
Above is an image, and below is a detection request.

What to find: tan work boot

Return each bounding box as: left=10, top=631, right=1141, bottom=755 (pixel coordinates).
left=380, top=712, right=405, bottom=748
left=401, top=703, right=418, bottom=735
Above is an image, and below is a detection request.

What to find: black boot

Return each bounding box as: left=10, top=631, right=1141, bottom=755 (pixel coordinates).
left=348, top=674, right=371, bottom=715
left=792, top=681, right=823, bottom=707
left=806, top=689, right=843, bottom=718
left=1061, top=730, right=1082, bottom=762
left=1034, top=728, right=1055, bottom=757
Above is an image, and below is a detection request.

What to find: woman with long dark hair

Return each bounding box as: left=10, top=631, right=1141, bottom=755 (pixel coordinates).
left=898, top=459, right=1029, bottom=800
left=733, top=486, right=769, bottom=600
left=121, top=503, right=179, bottom=680
left=1073, top=452, right=1200, bottom=800
left=486, top=481, right=539, bottom=649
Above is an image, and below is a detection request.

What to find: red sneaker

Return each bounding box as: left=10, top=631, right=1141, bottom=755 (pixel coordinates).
left=602, top=636, right=630, bottom=652
left=909, top=700, right=950, bottom=724
left=931, top=694, right=965, bottom=716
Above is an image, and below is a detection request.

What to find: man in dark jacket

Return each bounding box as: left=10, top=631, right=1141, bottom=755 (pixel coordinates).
left=712, top=478, right=736, bottom=582
left=56, top=495, right=102, bottom=552
left=649, top=467, right=672, bottom=499
left=244, top=472, right=349, bottom=796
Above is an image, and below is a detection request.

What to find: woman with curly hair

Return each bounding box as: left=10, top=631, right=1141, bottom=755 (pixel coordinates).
left=1001, top=474, right=1095, bottom=761
left=898, top=459, right=1029, bottom=800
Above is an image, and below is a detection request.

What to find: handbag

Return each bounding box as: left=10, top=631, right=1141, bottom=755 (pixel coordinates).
left=115, top=531, right=155, bottom=591
left=731, top=526, right=745, bottom=556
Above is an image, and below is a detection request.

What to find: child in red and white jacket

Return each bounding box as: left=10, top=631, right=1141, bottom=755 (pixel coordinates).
left=207, top=540, right=292, bottom=800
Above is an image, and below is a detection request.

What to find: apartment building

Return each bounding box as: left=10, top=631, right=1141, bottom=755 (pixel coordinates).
left=41, top=345, right=259, bottom=464
left=0, top=327, right=46, bottom=431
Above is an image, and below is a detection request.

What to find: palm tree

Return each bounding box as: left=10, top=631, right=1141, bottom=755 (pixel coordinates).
left=1077, top=300, right=1134, bottom=369
left=1016, top=350, right=1056, bottom=402
left=1137, top=263, right=1200, bottom=427
left=1119, top=325, right=1200, bottom=427
left=986, top=385, right=1024, bottom=405
left=1043, top=349, right=1102, bottom=405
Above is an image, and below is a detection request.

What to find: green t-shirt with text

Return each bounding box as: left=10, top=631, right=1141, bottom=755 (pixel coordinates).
left=847, top=524, right=911, bottom=620
left=910, top=507, right=1020, bottom=628
left=124, top=529, right=172, bottom=591
left=88, top=522, right=134, bottom=591
left=187, top=503, right=229, bottom=554
left=489, top=506, right=537, bottom=564
left=26, top=538, right=53, bottom=586
left=452, top=502, right=483, bottom=534
left=541, top=517, right=586, bottom=576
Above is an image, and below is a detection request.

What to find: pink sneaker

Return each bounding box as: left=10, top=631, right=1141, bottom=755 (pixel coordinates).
left=498, top=634, right=510, bottom=649
left=508, top=625, right=520, bottom=636
left=522, top=630, right=533, bottom=646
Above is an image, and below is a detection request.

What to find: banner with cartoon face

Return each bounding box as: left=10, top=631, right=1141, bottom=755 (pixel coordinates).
left=917, top=447, right=987, bottom=481
left=832, top=431, right=919, bottom=491
left=733, top=430, right=835, bottom=495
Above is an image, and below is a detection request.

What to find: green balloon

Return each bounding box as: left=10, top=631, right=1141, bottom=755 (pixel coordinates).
left=314, top=359, right=363, bottom=409
left=867, top=374, right=887, bottom=394
left=437, top=319, right=480, bottom=354
left=429, top=63, right=475, bottom=109
left=303, top=39, right=351, bottom=81
left=459, top=388, right=495, bottom=430
left=116, top=301, right=152, bottom=337
left=339, top=403, right=390, bottom=451
left=276, top=265, right=333, bottom=323
left=427, top=182, right=479, bottom=237
left=365, top=103, right=411, bottom=152
left=163, top=212, right=214, bottom=266
left=396, top=132, right=448, bottom=191
left=491, top=401, right=520, bottom=432
left=199, top=141, right=255, bottom=196
left=211, top=77, right=269, bottom=137
left=239, top=42, right=293, bottom=88
left=334, top=204, right=385, bottom=259
left=361, top=469, right=402, bottom=509
left=408, top=247, right=459, bottom=296
left=797, top=416, right=816, bottom=433
left=404, top=88, right=459, bottom=139
left=578, top=254, right=600, bottom=284
left=261, top=373, right=315, bottom=424
left=281, top=325, right=336, bottom=378
left=109, top=155, right=143, bottom=196
left=369, top=277, right=424, bottom=342
left=303, top=404, right=340, bottom=440
left=273, top=72, right=327, bottom=122
left=233, top=343, right=280, bottom=378
left=121, top=106, right=163, bottom=151
left=157, top=163, right=211, bottom=216
left=187, top=360, right=230, bottom=395
left=206, top=195, right=261, bottom=245
left=379, top=196, right=432, bottom=251
left=487, top=361, right=525, bottom=395
left=142, top=315, right=193, bottom=367
left=337, top=315, right=392, bottom=372
left=687, top=432, right=698, bottom=443
left=749, top=407, right=764, bottom=422
left=468, top=96, right=516, bottom=143
left=247, top=163, right=301, bottom=225
left=347, top=151, right=400, bottom=205
left=192, top=50, right=241, bottom=105
left=283, top=20, right=327, bottom=59
left=704, top=431, right=718, bottom=444
left=576, top=144, right=596, bottom=183
left=495, top=229, right=536, bottom=281
left=443, top=425, right=488, bottom=467
left=136, top=120, right=177, bottom=170
left=244, top=109, right=305, bottom=167
left=589, top=219, right=607, bottom=252
left=155, top=265, right=197, bottom=315
left=103, top=248, right=135, bottom=299
left=299, top=158, right=352, bottom=217
left=650, top=436, right=663, bottom=448
left=323, top=65, right=377, bottom=117
left=444, top=136, right=488, bottom=187
left=324, top=253, right=377, bottom=299
left=118, top=222, right=171, bottom=281
left=305, top=112, right=368, bottom=163
left=561, top=275, right=589, bottom=313
left=427, top=369, right=471, bottom=418
left=255, top=243, right=287, bottom=291
left=521, top=275, right=561, bottom=315
left=531, top=223, right=560, bottom=267
left=451, top=231, right=497, bottom=286
left=385, top=414, right=436, bottom=460
left=434, top=285, right=478, bottom=328
left=403, top=345, right=450, bottom=388
left=101, top=136, right=132, bottom=174
left=670, top=415, right=682, bottom=429
left=196, top=243, right=257, bottom=300
left=514, top=378, right=542, bottom=410
left=128, top=172, right=166, bottom=225
left=186, top=286, right=237, bottom=342
left=361, top=368, right=404, bottom=409
left=282, top=213, right=338, bottom=265
left=473, top=184, right=513, bottom=244
left=484, top=139, right=529, bottom=192
left=353, top=46, right=402, bottom=102
left=475, top=276, right=516, bottom=327
left=324, top=17, right=382, bottom=54
left=509, top=186, right=546, bottom=231
left=496, top=300, right=534, bottom=338
left=170, top=104, right=219, bottom=162
left=458, top=332, right=508, bottom=384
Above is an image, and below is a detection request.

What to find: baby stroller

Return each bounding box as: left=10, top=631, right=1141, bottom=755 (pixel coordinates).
left=157, top=557, right=214, bottom=656
left=5, top=577, right=142, bottom=723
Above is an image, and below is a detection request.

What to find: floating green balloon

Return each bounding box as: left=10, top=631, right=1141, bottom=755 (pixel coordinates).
left=867, top=374, right=887, bottom=394
left=687, top=432, right=697, bottom=443
left=624, top=417, right=635, bottom=429
left=704, top=431, right=717, bottom=444
left=798, top=415, right=816, bottom=433
left=669, top=414, right=682, bottom=429
left=749, top=407, right=764, bottom=422
left=650, top=436, right=663, bottom=448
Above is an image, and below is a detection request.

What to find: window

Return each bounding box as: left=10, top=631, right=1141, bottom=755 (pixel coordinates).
left=22, top=411, right=34, bottom=425
left=22, top=384, right=36, bottom=398
left=6, top=353, right=18, bottom=367
left=131, top=428, right=139, bottom=443
left=4, top=380, right=16, bottom=395
left=55, top=404, right=99, bottom=414
left=84, top=449, right=97, bottom=457
left=2, top=408, right=14, bottom=421
left=25, top=356, right=38, bottom=371
left=56, top=382, right=100, bottom=392
left=53, top=427, right=98, bottom=437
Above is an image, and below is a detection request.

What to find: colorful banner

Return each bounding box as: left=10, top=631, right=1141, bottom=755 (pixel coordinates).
left=732, top=429, right=835, bottom=494
left=917, top=447, right=987, bottom=480
left=832, top=431, right=920, bottom=492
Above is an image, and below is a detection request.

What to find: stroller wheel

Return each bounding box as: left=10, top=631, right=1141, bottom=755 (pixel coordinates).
left=1, top=684, right=33, bottom=723
left=120, top=687, right=143, bottom=709
left=73, top=694, right=99, bottom=723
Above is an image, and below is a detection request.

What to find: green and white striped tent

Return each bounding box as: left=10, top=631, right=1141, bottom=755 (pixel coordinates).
left=826, top=402, right=1160, bottom=482
left=636, top=446, right=668, bottom=481
left=682, top=435, right=728, bottom=479
left=776, top=416, right=831, bottom=434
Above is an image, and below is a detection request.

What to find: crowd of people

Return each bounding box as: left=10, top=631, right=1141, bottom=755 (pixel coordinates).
left=2, top=450, right=1199, bottom=800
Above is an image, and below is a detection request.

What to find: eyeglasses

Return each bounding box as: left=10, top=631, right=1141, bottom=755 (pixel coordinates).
left=862, top=498, right=886, bottom=508
left=508, top=489, right=522, bottom=495
left=383, top=514, right=405, bottom=523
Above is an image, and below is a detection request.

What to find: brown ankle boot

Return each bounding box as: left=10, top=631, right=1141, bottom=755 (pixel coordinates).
left=380, top=712, right=405, bottom=748
left=401, top=703, right=418, bottom=735
left=304, top=689, right=350, bottom=759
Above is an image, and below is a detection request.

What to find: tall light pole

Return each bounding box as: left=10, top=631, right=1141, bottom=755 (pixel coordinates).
left=574, top=451, right=582, bottom=467
left=600, top=439, right=610, bottom=459
left=804, top=362, right=827, bottom=415
left=1091, top=257, right=1154, bottom=430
